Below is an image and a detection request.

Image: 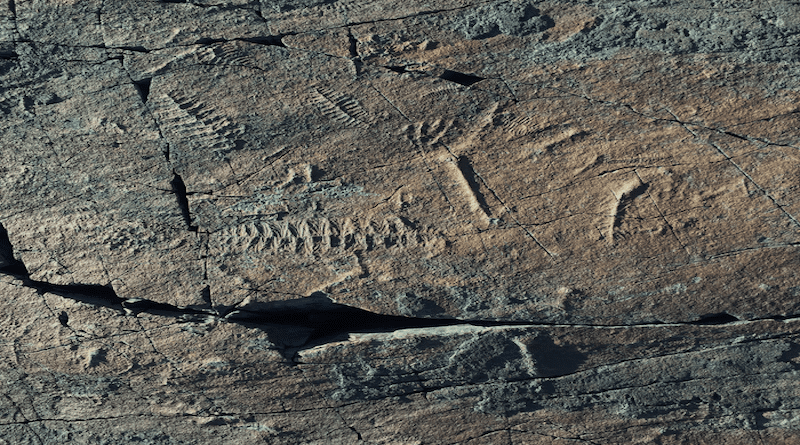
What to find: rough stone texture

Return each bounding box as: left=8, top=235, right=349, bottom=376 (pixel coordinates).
left=1, top=0, right=800, bottom=443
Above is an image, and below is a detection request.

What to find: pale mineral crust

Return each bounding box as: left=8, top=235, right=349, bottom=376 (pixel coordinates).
left=1, top=0, right=800, bottom=443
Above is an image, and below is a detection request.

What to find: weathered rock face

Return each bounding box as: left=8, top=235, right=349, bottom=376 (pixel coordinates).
left=1, top=0, right=800, bottom=443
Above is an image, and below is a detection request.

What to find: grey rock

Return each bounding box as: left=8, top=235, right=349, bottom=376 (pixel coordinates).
left=1, top=0, right=800, bottom=443
left=450, top=0, right=554, bottom=39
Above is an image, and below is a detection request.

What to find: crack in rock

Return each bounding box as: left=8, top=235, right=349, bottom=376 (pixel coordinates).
left=3, top=1, right=800, bottom=441
left=2, top=220, right=796, bottom=369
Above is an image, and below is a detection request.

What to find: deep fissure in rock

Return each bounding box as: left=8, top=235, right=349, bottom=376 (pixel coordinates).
left=0, top=221, right=790, bottom=359
left=240, top=36, right=287, bottom=47
left=384, top=66, right=407, bottom=73
left=692, top=312, right=740, bottom=325
left=116, top=45, right=149, bottom=53
left=133, top=77, right=152, bottom=103
left=439, top=69, right=484, bottom=86
left=170, top=170, right=199, bottom=232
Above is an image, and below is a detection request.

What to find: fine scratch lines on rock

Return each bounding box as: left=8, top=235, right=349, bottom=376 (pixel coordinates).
left=665, top=108, right=800, bottom=230
left=709, top=140, right=800, bottom=228
left=265, top=0, right=376, bottom=18
left=706, top=242, right=800, bottom=260
left=393, top=117, right=462, bottom=213
left=439, top=138, right=555, bottom=259
left=324, top=333, right=798, bottom=414
left=634, top=170, right=691, bottom=255
left=550, top=85, right=800, bottom=149
left=0, top=413, right=175, bottom=426
left=366, top=82, right=462, bottom=218
left=264, top=0, right=495, bottom=33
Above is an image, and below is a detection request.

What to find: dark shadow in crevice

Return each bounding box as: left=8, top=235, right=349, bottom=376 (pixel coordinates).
left=346, top=28, right=359, bottom=58
left=1, top=229, right=520, bottom=358
left=624, top=182, right=649, bottom=201
left=1, top=221, right=481, bottom=353
left=116, top=45, right=149, bottom=53
left=0, top=228, right=127, bottom=311
left=346, top=30, right=362, bottom=76
left=133, top=77, right=152, bottom=103
left=58, top=311, right=69, bottom=327
left=0, top=245, right=213, bottom=320
left=0, top=224, right=28, bottom=277
left=199, top=36, right=290, bottom=48
left=27, top=280, right=123, bottom=306
left=778, top=342, right=800, bottom=370
left=613, top=182, right=649, bottom=229
left=240, top=36, right=287, bottom=47
left=3, top=221, right=797, bottom=363
left=224, top=295, right=480, bottom=359
left=170, top=170, right=198, bottom=232
left=195, top=37, right=226, bottom=45
left=440, top=69, right=484, bottom=86
left=691, top=312, right=740, bottom=325
left=723, top=130, right=748, bottom=141
left=456, top=155, right=491, bottom=216
left=384, top=65, right=407, bottom=74
left=226, top=294, right=467, bottom=341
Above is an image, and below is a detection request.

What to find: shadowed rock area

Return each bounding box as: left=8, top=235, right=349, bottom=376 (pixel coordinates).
left=1, top=0, right=800, bottom=443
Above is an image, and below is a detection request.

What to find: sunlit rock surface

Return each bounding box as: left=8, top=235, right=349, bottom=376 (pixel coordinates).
left=1, top=0, right=800, bottom=443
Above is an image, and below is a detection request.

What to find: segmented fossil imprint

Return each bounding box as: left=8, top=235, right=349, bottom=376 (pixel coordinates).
left=215, top=216, right=430, bottom=256
left=149, top=92, right=244, bottom=156
left=310, top=86, right=372, bottom=129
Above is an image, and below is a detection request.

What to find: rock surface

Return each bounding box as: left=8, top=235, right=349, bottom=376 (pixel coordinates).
left=1, top=0, right=800, bottom=443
